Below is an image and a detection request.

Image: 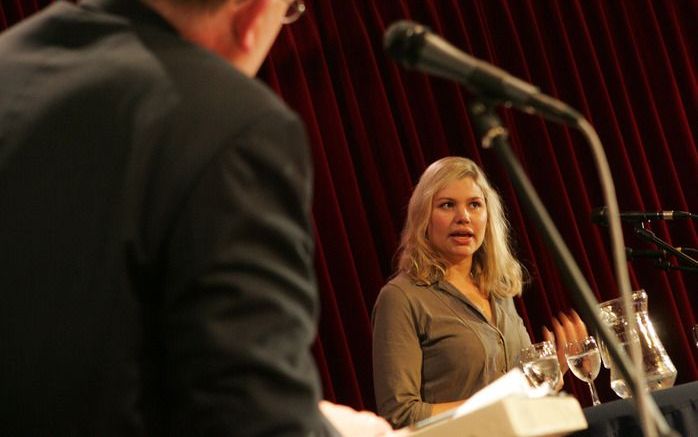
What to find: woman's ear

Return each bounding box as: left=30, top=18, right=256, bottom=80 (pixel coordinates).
left=231, top=0, right=273, bottom=51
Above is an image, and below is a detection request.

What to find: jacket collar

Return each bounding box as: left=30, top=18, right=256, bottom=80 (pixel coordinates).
left=79, top=0, right=176, bottom=34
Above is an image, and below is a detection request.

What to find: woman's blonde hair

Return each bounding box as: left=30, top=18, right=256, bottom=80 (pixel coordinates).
left=397, top=156, right=524, bottom=298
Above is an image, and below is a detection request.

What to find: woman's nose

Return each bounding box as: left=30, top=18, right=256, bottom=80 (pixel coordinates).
left=455, top=207, right=471, bottom=223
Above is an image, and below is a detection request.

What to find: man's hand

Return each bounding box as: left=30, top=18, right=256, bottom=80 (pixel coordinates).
left=319, top=401, right=399, bottom=436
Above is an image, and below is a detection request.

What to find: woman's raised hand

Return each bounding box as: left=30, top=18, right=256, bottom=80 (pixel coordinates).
left=543, top=310, right=588, bottom=375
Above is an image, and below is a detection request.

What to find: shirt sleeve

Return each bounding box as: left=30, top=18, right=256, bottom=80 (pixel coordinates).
left=372, top=283, right=433, bottom=428
left=158, top=109, right=328, bottom=436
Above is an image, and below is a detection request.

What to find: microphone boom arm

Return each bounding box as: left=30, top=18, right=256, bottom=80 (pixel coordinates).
left=466, top=99, right=677, bottom=437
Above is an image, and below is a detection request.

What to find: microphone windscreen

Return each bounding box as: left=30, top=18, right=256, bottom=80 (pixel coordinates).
left=383, top=20, right=427, bottom=67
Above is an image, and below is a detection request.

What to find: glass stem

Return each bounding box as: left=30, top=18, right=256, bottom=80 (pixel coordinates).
left=588, top=380, right=601, bottom=406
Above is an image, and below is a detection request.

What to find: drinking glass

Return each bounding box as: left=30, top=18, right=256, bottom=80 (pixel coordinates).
left=565, top=336, right=602, bottom=406
left=520, top=340, right=560, bottom=396
left=596, top=330, right=611, bottom=369
left=693, top=324, right=698, bottom=349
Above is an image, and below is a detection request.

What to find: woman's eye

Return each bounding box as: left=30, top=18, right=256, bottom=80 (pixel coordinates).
left=440, top=201, right=454, bottom=209
left=469, top=201, right=482, bottom=209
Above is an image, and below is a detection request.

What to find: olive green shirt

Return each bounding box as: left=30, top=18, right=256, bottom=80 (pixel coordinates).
left=372, top=272, right=531, bottom=428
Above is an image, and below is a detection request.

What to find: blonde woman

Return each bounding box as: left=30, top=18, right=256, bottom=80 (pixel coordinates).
left=372, top=157, right=584, bottom=428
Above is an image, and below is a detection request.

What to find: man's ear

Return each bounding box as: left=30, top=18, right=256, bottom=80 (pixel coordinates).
left=232, top=0, right=274, bottom=51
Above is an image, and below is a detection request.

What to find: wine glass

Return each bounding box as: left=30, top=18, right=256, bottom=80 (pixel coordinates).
left=565, top=336, right=602, bottom=406
left=595, top=331, right=611, bottom=370
left=520, top=340, right=561, bottom=396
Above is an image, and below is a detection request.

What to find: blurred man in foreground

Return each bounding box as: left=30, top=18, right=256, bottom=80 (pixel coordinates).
left=0, top=0, right=390, bottom=435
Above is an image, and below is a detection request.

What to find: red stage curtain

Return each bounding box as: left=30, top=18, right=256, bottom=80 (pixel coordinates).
left=2, top=0, right=696, bottom=411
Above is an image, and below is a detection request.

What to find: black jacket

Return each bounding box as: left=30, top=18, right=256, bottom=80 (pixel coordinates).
left=0, top=0, right=327, bottom=434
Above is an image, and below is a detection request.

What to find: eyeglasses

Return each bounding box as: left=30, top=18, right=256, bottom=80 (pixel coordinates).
left=281, top=0, right=306, bottom=24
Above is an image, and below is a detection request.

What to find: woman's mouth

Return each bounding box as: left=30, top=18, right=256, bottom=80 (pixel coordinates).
left=449, top=230, right=474, bottom=244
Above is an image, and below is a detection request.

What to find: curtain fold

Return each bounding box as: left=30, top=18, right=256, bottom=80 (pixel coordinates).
left=2, top=0, right=696, bottom=412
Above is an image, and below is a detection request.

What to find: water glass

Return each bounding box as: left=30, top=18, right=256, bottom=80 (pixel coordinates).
left=565, top=336, right=602, bottom=406
left=520, top=340, right=560, bottom=395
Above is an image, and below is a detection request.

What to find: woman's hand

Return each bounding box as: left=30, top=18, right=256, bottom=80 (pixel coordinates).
left=543, top=310, right=588, bottom=375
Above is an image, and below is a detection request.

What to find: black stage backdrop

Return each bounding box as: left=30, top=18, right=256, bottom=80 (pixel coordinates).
left=2, top=0, right=696, bottom=410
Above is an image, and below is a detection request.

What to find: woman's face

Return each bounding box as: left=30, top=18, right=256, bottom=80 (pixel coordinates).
left=427, top=176, right=488, bottom=265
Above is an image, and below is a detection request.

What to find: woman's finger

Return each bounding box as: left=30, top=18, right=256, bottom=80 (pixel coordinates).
left=551, top=316, right=567, bottom=346
left=542, top=325, right=555, bottom=343
left=550, top=317, right=569, bottom=374
left=569, top=309, right=588, bottom=338
left=558, top=312, right=578, bottom=344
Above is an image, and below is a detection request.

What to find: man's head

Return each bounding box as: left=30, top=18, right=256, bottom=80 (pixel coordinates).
left=144, top=0, right=305, bottom=76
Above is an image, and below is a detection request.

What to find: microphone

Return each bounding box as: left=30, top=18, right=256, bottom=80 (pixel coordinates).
left=625, top=247, right=666, bottom=260
left=383, top=20, right=583, bottom=125
left=592, top=206, right=695, bottom=225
